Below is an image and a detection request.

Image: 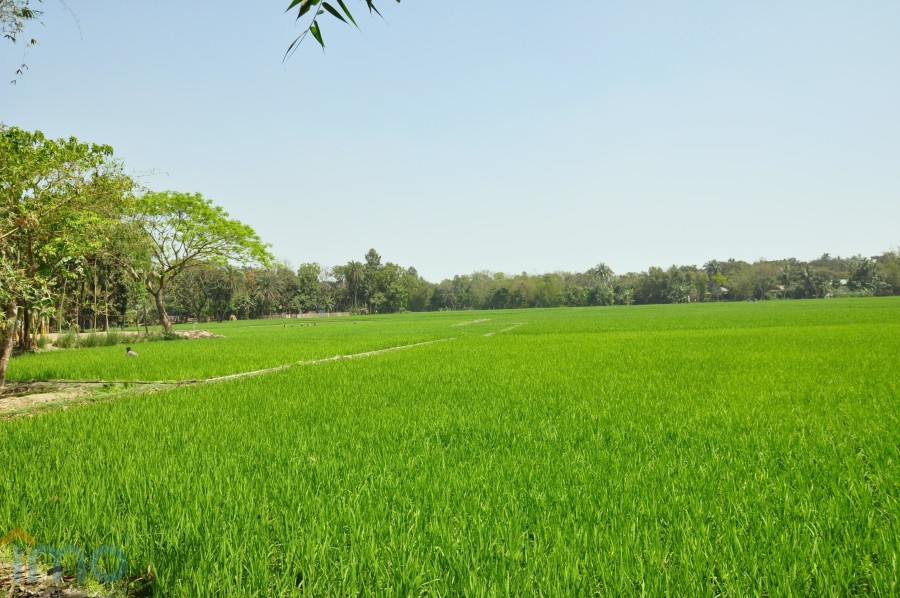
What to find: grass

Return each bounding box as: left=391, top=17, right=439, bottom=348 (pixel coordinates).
left=1, top=298, right=898, bottom=595
left=7, top=316, right=466, bottom=382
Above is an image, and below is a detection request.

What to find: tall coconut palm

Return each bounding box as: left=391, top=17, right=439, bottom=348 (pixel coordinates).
left=254, top=268, right=284, bottom=317
left=345, top=261, right=365, bottom=311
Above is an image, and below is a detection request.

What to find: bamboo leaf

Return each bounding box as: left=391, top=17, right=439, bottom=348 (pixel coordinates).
left=365, top=0, right=383, bottom=18
left=282, top=31, right=309, bottom=62
left=310, top=21, right=325, bottom=49
left=297, top=0, right=320, bottom=19
left=336, top=0, right=358, bottom=28
left=322, top=3, right=347, bottom=24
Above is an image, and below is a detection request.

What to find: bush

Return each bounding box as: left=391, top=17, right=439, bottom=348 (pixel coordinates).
left=104, top=331, right=125, bottom=346
left=50, top=329, right=186, bottom=350
left=54, top=330, right=79, bottom=349
left=832, top=287, right=874, bottom=299
left=53, top=330, right=136, bottom=349
left=78, top=332, right=103, bottom=348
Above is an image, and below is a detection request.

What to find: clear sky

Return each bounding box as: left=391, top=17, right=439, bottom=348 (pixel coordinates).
left=3, top=1, right=898, bottom=281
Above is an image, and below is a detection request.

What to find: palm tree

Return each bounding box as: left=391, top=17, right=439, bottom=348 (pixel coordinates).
left=345, top=261, right=365, bottom=311
left=254, top=269, right=284, bottom=316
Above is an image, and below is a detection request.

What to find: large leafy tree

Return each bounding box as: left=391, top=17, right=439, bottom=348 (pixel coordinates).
left=0, top=126, right=132, bottom=385
left=120, top=191, right=272, bottom=333
left=336, top=260, right=365, bottom=311
left=294, top=262, right=324, bottom=313
left=253, top=267, right=285, bottom=317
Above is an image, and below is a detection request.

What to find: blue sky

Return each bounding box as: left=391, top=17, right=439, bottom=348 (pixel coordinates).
left=3, top=1, right=898, bottom=281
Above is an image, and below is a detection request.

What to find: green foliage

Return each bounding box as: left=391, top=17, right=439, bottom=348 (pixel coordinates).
left=128, top=191, right=272, bottom=271
left=52, top=329, right=78, bottom=349
left=7, top=314, right=455, bottom=381
left=121, top=190, right=273, bottom=332
left=0, top=128, right=131, bottom=286
left=284, top=0, right=399, bottom=57
left=0, top=0, right=40, bottom=44
left=0, top=126, right=133, bottom=381
left=1, top=299, right=898, bottom=594
left=1, top=0, right=42, bottom=81
left=76, top=331, right=129, bottom=348
left=49, top=330, right=180, bottom=350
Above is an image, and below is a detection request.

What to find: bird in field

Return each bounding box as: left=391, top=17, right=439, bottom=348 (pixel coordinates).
left=126, top=347, right=138, bottom=357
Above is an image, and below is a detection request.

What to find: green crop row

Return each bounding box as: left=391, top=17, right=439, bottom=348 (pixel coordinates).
left=1, top=298, right=898, bottom=595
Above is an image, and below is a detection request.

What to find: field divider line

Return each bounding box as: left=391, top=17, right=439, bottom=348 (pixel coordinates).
left=450, top=319, right=490, bottom=327
left=484, top=323, right=527, bottom=337
left=14, top=337, right=457, bottom=388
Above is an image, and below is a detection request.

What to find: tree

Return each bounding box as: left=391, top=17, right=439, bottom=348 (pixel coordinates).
left=253, top=267, right=285, bottom=317
left=338, top=260, right=365, bottom=311
left=0, top=126, right=131, bottom=385
left=877, top=250, right=900, bottom=295
left=848, top=255, right=880, bottom=292
left=172, top=263, right=217, bottom=323
left=710, top=272, right=728, bottom=301
left=586, top=263, right=616, bottom=306
left=295, top=262, right=324, bottom=312
left=120, top=191, right=271, bottom=333
left=797, top=264, right=824, bottom=299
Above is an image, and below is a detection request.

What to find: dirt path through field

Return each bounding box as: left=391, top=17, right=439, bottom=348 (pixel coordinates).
left=483, top=323, right=526, bottom=337
left=450, top=319, right=490, bottom=327
left=1, top=338, right=456, bottom=417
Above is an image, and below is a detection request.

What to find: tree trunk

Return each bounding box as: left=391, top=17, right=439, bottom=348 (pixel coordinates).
left=92, top=267, right=98, bottom=331
left=75, top=279, right=84, bottom=331
left=20, top=305, right=31, bottom=351
left=0, top=301, right=18, bottom=387
left=58, top=278, right=68, bottom=333
left=154, top=290, right=173, bottom=333
left=104, top=280, right=110, bottom=332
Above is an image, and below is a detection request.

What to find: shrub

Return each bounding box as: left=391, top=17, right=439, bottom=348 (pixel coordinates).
left=104, top=331, right=125, bottom=346
left=54, top=330, right=79, bottom=349
left=78, top=333, right=103, bottom=348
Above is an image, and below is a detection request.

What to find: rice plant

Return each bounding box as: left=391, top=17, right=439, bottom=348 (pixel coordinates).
left=1, top=298, right=898, bottom=595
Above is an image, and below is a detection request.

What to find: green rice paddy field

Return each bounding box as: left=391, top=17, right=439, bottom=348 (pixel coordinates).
left=2, top=298, right=899, bottom=595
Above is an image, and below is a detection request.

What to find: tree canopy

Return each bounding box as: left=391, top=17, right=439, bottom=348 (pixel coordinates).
left=120, top=191, right=272, bottom=333
left=0, top=125, right=132, bottom=383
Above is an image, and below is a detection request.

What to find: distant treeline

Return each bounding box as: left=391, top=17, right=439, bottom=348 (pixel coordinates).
left=10, top=246, right=900, bottom=333
left=147, top=249, right=898, bottom=323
